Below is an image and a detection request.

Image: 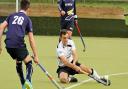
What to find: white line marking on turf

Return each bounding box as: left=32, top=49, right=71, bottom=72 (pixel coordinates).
left=64, top=72, right=128, bottom=89
left=64, top=79, right=92, bottom=89
left=108, top=72, right=128, bottom=77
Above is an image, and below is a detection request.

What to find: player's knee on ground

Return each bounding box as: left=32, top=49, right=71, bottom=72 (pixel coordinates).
left=60, top=77, right=68, bottom=83
left=59, top=72, right=69, bottom=83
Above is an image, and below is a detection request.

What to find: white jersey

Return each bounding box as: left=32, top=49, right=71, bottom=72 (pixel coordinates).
left=56, top=39, right=76, bottom=67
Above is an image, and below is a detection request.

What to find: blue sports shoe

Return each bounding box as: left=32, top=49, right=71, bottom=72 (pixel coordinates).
left=22, top=85, right=26, bottom=89
left=24, top=80, right=33, bottom=89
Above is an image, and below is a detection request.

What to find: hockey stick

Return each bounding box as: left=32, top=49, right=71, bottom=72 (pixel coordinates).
left=31, top=56, right=63, bottom=89
left=74, top=21, right=86, bottom=52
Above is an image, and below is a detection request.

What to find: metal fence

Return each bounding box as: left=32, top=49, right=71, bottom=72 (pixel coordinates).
left=33, top=0, right=128, bottom=3
left=0, top=0, right=128, bottom=3
left=0, top=0, right=127, bottom=16
left=36, top=0, right=128, bottom=3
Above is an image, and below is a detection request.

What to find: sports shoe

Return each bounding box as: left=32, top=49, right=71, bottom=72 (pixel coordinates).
left=98, top=76, right=111, bottom=86
left=22, top=85, right=26, bottom=89
left=24, top=80, right=33, bottom=89
left=101, top=76, right=111, bottom=86
left=69, top=77, right=78, bottom=83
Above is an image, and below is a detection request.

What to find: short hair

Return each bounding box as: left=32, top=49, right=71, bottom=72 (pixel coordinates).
left=60, top=29, right=67, bottom=37
left=20, top=0, right=30, bottom=11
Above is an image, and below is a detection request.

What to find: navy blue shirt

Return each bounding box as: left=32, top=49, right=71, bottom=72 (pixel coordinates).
left=58, top=0, right=76, bottom=21
left=5, top=11, right=33, bottom=48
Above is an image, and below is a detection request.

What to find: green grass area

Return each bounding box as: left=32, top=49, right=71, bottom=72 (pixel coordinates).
left=0, top=36, right=128, bottom=89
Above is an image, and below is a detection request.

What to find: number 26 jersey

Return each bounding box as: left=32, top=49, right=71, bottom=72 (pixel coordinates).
left=5, top=10, right=33, bottom=48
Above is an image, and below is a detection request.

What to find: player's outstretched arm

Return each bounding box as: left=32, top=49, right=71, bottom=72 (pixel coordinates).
left=28, top=32, right=39, bottom=64
left=59, top=55, right=81, bottom=72
left=72, top=49, right=78, bottom=65
left=0, top=21, right=8, bottom=54
left=57, top=0, right=65, bottom=16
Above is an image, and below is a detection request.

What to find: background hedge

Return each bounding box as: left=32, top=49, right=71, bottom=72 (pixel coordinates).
left=1, top=16, right=128, bottom=37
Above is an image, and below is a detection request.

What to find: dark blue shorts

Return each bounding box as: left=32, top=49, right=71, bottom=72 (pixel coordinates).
left=57, top=61, right=81, bottom=76
left=60, top=20, right=74, bottom=31
left=6, top=47, right=29, bottom=61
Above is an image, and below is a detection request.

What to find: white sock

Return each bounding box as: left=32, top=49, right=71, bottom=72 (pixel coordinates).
left=92, top=69, right=101, bottom=79
left=68, top=77, right=71, bottom=82
left=89, top=69, right=101, bottom=80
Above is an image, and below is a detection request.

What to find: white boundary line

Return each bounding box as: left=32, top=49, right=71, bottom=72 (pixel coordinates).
left=108, top=72, right=128, bottom=77
left=64, top=79, right=92, bottom=89
left=64, top=72, right=128, bottom=89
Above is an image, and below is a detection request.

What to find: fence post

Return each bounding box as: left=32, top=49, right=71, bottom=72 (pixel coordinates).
left=16, top=0, right=19, bottom=12
left=84, top=0, right=85, bottom=4
left=52, top=0, right=54, bottom=4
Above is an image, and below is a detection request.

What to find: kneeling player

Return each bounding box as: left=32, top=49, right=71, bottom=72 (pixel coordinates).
left=56, top=30, right=111, bottom=86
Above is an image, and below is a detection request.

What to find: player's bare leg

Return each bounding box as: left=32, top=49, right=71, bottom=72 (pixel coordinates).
left=59, top=72, right=78, bottom=83
left=79, top=64, right=111, bottom=86
left=23, top=55, right=33, bottom=89
left=59, top=72, right=69, bottom=83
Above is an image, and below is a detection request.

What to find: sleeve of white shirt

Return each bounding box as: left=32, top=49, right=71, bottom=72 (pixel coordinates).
left=71, top=40, right=76, bottom=50
left=57, top=48, right=64, bottom=57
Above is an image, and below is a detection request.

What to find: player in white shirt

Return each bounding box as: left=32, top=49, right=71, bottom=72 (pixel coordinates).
left=56, top=30, right=111, bottom=86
